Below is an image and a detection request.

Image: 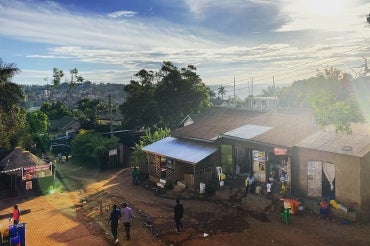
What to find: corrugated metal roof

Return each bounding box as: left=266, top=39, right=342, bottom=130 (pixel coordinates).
left=222, top=124, right=273, bottom=140
left=296, top=123, right=370, bottom=157
left=172, top=108, right=320, bottom=148
left=142, top=137, right=218, bottom=164
left=172, top=108, right=265, bottom=141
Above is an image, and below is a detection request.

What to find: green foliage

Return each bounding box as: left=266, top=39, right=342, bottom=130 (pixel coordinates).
left=129, top=128, right=170, bottom=174
left=26, top=111, right=49, bottom=134
left=77, top=98, right=107, bottom=130
left=120, top=62, right=211, bottom=129
left=19, top=110, right=50, bottom=154
left=0, top=59, right=26, bottom=151
left=120, top=69, right=159, bottom=129
left=51, top=67, right=84, bottom=105
left=0, top=106, right=26, bottom=150
left=308, top=67, right=361, bottom=134
left=155, top=62, right=211, bottom=128
left=40, top=101, right=72, bottom=120
left=217, top=85, right=226, bottom=99
left=71, top=129, right=119, bottom=168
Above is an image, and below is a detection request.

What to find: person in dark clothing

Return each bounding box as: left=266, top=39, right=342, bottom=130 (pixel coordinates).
left=108, top=204, right=121, bottom=244
left=131, top=167, right=138, bottom=185
left=174, top=198, right=184, bottom=233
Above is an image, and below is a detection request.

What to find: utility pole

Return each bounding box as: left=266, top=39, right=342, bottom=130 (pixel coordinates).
left=251, top=77, right=254, bottom=97
left=233, top=77, right=236, bottom=106
left=273, top=76, right=277, bottom=111
left=109, top=94, right=113, bottom=138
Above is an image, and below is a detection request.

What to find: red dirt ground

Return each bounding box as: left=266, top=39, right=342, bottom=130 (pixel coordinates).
left=1, top=163, right=370, bottom=246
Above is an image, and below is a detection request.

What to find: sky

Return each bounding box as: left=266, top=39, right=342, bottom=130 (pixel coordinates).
left=1, top=0, right=370, bottom=97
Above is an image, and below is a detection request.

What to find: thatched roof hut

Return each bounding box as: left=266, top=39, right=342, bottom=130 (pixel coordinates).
left=0, top=147, right=47, bottom=175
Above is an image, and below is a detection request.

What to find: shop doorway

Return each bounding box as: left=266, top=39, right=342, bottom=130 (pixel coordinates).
left=307, top=161, right=335, bottom=198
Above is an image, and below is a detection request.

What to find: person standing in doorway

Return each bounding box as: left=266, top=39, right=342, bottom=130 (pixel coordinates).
left=174, top=198, right=184, bottom=233
left=12, top=204, right=20, bottom=225
left=245, top=177, right=250, bottom=196
left=121, top=202, right=133, bottom=240
left=108, top=204, right=121, bottom=244
left=266, top=180, right=273, bottom=200
left=246, top=173, right=255, bottom=196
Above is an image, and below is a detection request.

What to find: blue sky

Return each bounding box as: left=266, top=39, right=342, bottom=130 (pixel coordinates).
left=1, top=0, right=370, bottom=96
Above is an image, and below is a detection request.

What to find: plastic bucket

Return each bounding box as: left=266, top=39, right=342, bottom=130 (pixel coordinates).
left=199, top=182, right=206, bottom=194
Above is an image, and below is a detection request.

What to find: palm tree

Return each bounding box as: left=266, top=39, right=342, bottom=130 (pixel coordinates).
left=217, top=85, right=226, bottom=100
left=0, top=59, right=23, bottom=111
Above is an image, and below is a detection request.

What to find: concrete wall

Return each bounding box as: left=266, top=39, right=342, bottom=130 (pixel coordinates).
left=293, top=147, right=361, bottom=209
left=360, top=152, right=370, bottom=218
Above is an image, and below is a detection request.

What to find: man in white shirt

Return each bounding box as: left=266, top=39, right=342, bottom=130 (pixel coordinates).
left=121, top=202, right=133, bottom=240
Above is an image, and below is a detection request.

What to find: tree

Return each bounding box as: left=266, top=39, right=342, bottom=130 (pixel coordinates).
left=217, top=85, right=226, bottom=100
left=0, top=59, right=23, bottom=112
left=130, top=128, right=170, bottom=176
left=120, top=69, right=159, bottom=129
left=40, top=101, right=72, bottom=120
left=71, top=129, right=119, bottom=169
left=310, top=67, right=361, bottom=133
left=260, top=85, right=280, bottom=97
left=77, top=98, right=106, bottom=130
left=155, top=61, right=211, bottom=128
left=21, top=111, right=50, bottom=154
left=52, top=68, right=84, bottom=105
left=0, top=59, right=26, bottom=150
left=120, top=62, right=211, bottom=129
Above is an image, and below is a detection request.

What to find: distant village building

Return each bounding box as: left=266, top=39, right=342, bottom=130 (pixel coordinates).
left=245, top=96, right=278, bottom=112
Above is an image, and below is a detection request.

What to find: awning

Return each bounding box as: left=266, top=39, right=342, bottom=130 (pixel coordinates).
left=142, top=137, right=218, bottom=164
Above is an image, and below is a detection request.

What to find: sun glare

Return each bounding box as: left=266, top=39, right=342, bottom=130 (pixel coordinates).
left=307, top=0, right=346, bottom=17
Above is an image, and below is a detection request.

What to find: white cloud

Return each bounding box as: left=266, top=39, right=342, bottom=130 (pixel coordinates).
left=276, top=0, right=370, bottom=32
left=107, top=10, right=136, bottom=18
left=2, top=0, right=370, bottom=87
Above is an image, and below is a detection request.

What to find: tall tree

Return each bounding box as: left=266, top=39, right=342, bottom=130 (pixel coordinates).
left=120, top=69, right=159, bottom=129
left=0, top=59, right=25, bottom=150
left=155, top=61, right=211, bottom=128
left=52, top=68, right=84, bottom=105
left=77, top=98, right=106, bottom=129
left=0, top=59, right=23, bottom=112
left=217, top=85, right=226, bottom=100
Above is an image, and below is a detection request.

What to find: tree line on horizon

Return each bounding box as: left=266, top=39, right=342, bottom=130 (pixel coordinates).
left=1, top=58, right=368, bottom=168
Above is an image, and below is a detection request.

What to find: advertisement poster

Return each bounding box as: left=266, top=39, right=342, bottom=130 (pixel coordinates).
left=23, top=164, right=52, bottom=180
left=26, top=181, right=33, bottom=190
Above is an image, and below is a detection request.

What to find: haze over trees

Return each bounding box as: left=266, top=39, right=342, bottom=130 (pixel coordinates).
left=276, top=66, right=364, bottom=133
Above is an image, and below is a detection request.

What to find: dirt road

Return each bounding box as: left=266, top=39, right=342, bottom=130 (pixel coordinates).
left=1, top=163, right=370, bottom=246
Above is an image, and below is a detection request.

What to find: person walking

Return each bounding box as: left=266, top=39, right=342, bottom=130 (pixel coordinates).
left=121, top=202, right=133, bottom=240
left=12, top=204, right=21, bottom=225
left=131, top=167, right=138, bottom=185
left=108, top=204, right=121, bottom=244
left=174, top=198, right=184, bottom=233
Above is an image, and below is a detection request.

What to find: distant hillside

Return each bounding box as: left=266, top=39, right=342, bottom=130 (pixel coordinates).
left=21, top=82, right=127, bottom=109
